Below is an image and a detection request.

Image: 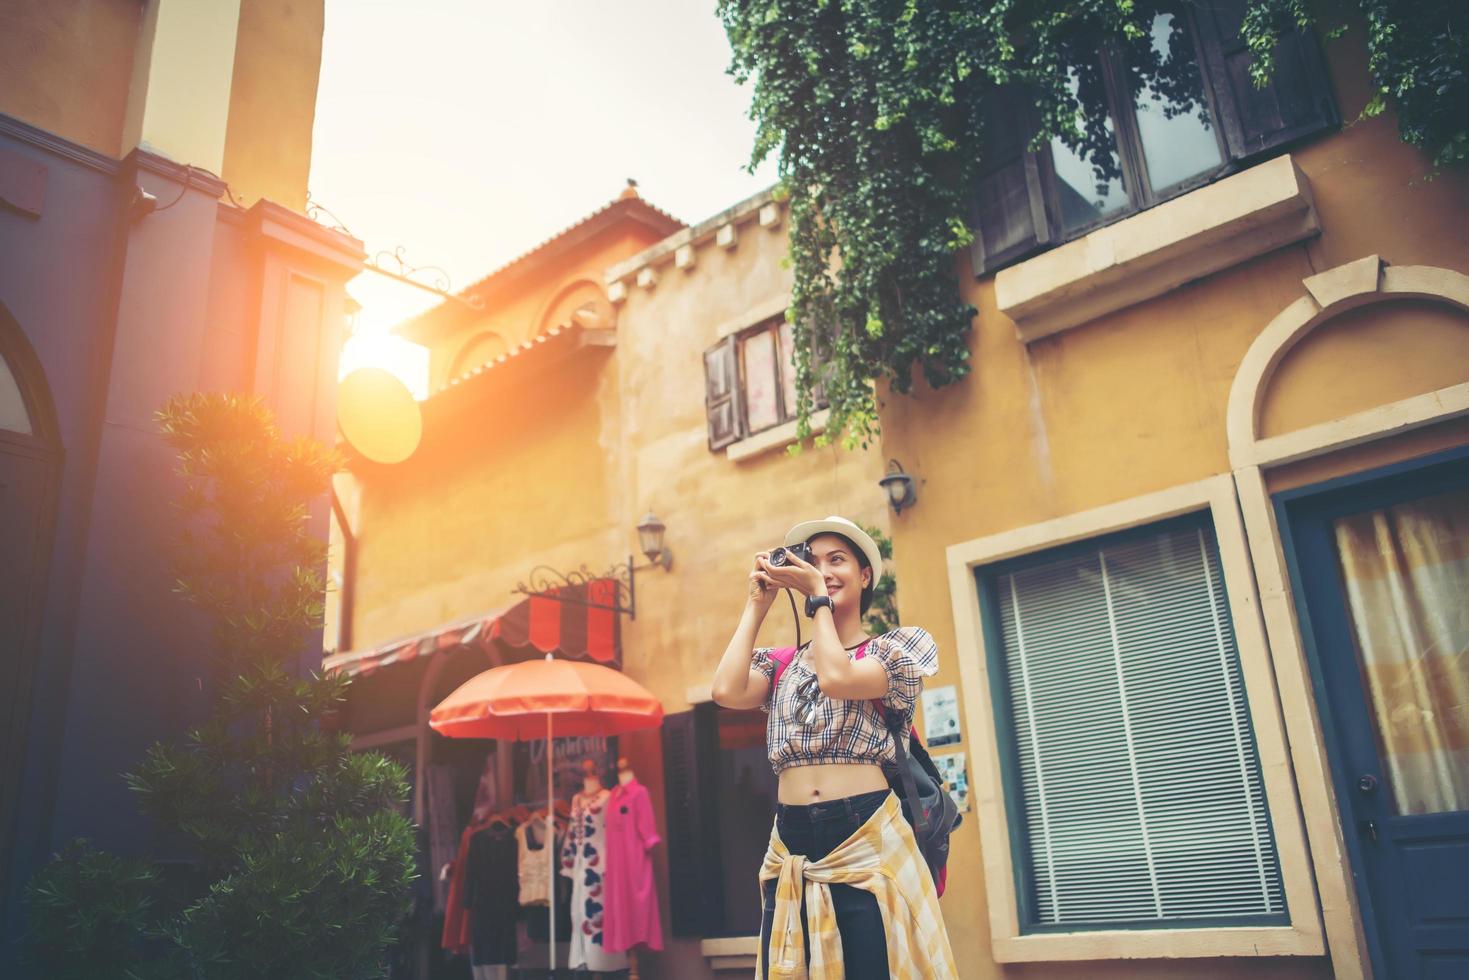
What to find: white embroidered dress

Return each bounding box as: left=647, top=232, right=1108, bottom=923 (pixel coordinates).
left=559, top=788, right=628, bottom=972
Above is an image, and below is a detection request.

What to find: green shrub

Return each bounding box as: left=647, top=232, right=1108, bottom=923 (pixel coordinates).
left=24, top=394, right=416, bottom=980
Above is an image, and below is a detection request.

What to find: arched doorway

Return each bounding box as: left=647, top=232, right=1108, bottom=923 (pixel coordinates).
left=0, top=300, right=62, bottom=899
left=1228, top=258, right=1469, bottom=978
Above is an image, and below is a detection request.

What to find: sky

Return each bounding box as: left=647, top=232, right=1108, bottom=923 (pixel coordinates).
left=310, top=0, right=779, bottom=398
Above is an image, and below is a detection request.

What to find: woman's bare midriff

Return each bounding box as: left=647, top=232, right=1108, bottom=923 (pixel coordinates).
left=777, top=762, right=890, bottom=804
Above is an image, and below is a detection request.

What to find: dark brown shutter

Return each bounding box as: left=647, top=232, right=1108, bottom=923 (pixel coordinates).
left=661, top=706, right=724, bottom=936
left=1191, top=0, right=1338, bottom=160
left=969, top=93, right=1054, bottom=277
left=703, top=335, right=744, bottom=451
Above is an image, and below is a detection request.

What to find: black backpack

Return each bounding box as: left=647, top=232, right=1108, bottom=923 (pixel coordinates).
left=884, top=710, right=962, bottom=895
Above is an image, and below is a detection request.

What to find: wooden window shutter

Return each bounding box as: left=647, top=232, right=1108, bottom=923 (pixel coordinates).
left=661, top=706, right=724, bottom=936
left=1192, top=0, right=1338, bottom=161
left=777, top=318, right=830, bottom=417
left=970, top=93, right=1054, bottom=278
left=703, top=335, right=744, bottom=451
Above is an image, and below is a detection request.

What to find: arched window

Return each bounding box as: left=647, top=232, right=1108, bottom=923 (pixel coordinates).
left=0, top=300, right=62, bottom=903
left=448, top=331, right=510, bottom=379
left=0, top=349, right=32, bottom=434
left=534, top=280, right=611, bottom=339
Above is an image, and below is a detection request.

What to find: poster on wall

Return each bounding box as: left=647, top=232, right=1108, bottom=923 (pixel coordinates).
left=921, top=685, right=962, bottom=747
left=932, top=751, right=970, bottom=813
left=515, top=735, right=617, bottom=804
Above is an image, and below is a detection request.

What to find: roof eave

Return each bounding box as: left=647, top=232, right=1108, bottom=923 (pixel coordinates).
left=393, top=198, right=683, bottom=346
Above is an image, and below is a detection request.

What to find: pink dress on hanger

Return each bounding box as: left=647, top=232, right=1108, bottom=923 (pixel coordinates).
left=603, top=776, right=664, bottom=952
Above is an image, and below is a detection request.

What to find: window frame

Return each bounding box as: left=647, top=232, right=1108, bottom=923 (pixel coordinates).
left=978, top=511, right=1290, bottom=934
left=1049, top=16, right=1233, bottom=240
left=703, top=307, right=830, bottom=453
left=944, top=476, right=1323, bottom=961
left=970, top=1, right=1337, bottom=279
left=737, top=318, right=796, bottom=437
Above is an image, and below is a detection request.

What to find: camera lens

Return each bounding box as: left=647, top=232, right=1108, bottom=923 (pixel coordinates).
left=769, top=546, right=789, bottom=566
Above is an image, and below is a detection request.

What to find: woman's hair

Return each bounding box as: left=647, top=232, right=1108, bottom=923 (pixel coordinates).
left=807, top=533, right=876, bottom=615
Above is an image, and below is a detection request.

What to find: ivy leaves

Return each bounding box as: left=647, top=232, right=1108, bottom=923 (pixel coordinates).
left=1245, top=0, right=1467, bottom=171
left=721, top=1, right=1463, bottom=450
left=719, top=0, right=1160, bottom=448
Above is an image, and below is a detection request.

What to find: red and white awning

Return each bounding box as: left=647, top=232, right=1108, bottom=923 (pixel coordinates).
left=324, top=580, right=620, bottom=678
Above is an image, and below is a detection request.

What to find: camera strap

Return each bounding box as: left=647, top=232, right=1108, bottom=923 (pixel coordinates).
left=786, top=588, right=802, bottom=650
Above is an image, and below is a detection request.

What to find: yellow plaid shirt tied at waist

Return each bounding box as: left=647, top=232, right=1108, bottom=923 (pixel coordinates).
left=757, top=793, right=957, bottom=979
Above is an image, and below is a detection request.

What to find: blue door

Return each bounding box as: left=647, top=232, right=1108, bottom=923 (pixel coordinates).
left=1282, top=453, right=1469, bottom=980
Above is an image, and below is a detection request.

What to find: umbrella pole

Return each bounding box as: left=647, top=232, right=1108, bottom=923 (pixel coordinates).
left=547, top=709, right=556, bottom=976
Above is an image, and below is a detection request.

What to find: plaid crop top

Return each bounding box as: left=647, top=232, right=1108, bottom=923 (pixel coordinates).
left=751, top=626, right=940, bottom=776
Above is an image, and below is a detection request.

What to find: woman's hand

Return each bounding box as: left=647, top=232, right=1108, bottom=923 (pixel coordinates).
left=757, top=550, right=825, bottom=598
left=747, top=552, right=779, bottom=610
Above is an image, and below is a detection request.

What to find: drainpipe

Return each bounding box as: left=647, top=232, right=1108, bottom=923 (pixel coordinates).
left=330, top=485, right=355, bottom=653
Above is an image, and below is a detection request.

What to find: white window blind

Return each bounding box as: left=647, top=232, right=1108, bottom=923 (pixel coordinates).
left=994, top=523, right=1286, bottom=928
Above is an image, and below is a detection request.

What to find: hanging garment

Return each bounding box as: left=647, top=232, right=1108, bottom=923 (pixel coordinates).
left=527, top=821, right=573, bottom=942
left=441, top=825, right=477, bottom=955
left=516, top=819, right=552, bottom=906
left=603, top=777, right=664, bottom=953
left=558, top=788, right=629, bottom=972
left=466, top=822, right=520, bottom=966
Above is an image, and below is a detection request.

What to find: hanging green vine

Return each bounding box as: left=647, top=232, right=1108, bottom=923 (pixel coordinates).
left=719, top=0, right=1466, bottom=449
left=1243, top=0, right=1467, bottom=169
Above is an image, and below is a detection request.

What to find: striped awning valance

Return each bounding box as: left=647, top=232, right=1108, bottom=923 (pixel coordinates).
left=324, top=580, right=620, bottom=678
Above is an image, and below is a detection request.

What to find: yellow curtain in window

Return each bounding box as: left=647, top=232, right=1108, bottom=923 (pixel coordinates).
left=1333, top=489, right=1469, bottom=816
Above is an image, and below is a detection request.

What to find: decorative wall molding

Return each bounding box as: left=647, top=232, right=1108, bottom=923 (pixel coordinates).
left=1226, top=259, right=1469, bottom=467
left=726, top=409, right=830, bottom=463
left=128, top=147, right=229, bottom=198
left=0, top=112, right=119, bottom=175
left=996, top=155, right=1320, bottom=343
left=603, top=185, right=782, bottom=288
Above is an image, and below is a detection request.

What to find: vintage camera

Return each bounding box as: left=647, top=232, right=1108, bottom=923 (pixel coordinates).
left=768, top=542, right=813, bottom=567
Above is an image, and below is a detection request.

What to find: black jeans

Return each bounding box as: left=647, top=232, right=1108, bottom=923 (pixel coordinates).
left=759, top=789, right=891, bottom=979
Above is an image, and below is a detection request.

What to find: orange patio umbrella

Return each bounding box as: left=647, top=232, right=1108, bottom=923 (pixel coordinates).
left=429, top=653, right=664, bottom=971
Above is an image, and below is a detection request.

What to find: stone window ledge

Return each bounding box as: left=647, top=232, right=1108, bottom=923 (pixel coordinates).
left=995, top=154, right=1320, bottom=343
left=726, top=409, right=830, bottom=463
left=700, top=936, right=758, bottom=972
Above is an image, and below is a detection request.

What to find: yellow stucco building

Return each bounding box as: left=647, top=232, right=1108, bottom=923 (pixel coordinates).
left=333, top=9, right=1468, bottom=980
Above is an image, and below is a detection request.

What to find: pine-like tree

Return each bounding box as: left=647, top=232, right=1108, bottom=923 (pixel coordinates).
left=25, top=393, right=416, bottom=980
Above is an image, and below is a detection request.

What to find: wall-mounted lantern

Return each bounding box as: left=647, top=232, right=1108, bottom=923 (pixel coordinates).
left=879, top=459, right=918, bottom=513
left=636, top=511, right=674, bottom=570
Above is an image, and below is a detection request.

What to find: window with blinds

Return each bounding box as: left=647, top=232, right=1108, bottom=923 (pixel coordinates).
left=984, top=518, right=1287, bottom=930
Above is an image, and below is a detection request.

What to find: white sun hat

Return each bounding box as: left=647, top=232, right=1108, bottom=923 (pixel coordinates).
left=783, top=515, right=885, bottom=586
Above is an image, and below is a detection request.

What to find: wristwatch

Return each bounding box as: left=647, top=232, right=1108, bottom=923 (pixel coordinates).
left=804, top=595, right=835, bottom=618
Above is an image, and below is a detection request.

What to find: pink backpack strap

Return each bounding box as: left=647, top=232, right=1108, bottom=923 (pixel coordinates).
left=767, top=646, right=798, bottom=690
left=849, top=640, right=887, bottom=720
left=855, top=640, right=920, bottom=739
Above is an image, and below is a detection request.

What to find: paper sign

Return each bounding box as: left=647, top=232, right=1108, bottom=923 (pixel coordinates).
left=932, top=751, right=970, bottom=813
left=922, top=685, right=961, bottom=747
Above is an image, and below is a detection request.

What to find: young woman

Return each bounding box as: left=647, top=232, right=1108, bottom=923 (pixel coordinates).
left=711, top=516, right=957, bottom=979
